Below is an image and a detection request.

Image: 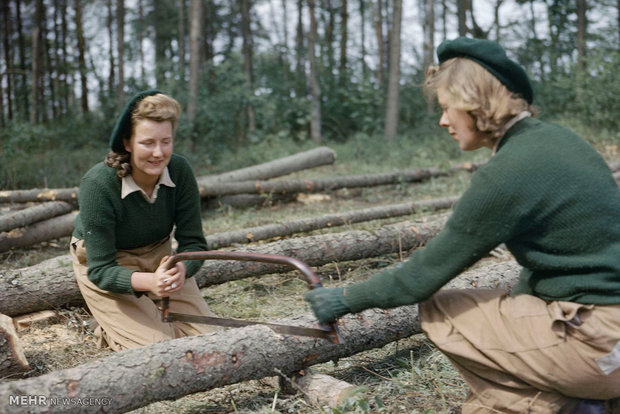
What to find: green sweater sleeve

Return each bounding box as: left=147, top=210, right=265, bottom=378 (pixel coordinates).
left=78, top=174, right=135, bottom=294
left=344, top=167, right=521, bottom=312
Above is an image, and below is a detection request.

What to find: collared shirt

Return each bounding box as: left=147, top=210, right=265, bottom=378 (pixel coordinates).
left=492, top=111, right=532, bottom=155
left=121, top=167, right=176, bottom=204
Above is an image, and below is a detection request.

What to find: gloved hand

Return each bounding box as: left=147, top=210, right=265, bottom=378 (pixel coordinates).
left=304, top=287, right=352, bottom=324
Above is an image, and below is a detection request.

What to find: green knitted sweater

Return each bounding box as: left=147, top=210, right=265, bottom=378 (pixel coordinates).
left=345, top=118, right=620, bottom=312
left=73, top=154, right=207, bottom=294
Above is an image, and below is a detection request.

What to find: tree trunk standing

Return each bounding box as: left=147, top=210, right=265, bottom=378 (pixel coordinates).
left=359, top=0, right=367, bottom=78
left=52, top=0, right=64, bottom=115
left=0, top=213, right=449, bottom=317
left=240, top=0, right=256, bottom=138
left=15, top=0, right=29, bottom=118
left=384, top=0, right=402, bottom=140
left=339, top=0, right=348, bottom=88
left=204, top=0, right=216, bottom=92
left=43, top=5, right=56, bottom=122
left=2, top=0, right=13, bottom=121
left=30, top=0, right=44, bottom=123
left=322, top=0, right=336, bottom=90
left=106, top=0, right=116, bottom=98
left=295, top=0, right=305, bottom=96
left=75, top=0, right=88, bottom=113
left=457, top=0, right=467, bottom=36
left=59, top=0, right=70, bottom=112
left=0, top=260, right=521, bottom=414
left=177, top=0, right=186, bottom=82
left=138, top=0, right=146, bottom=83
left=493, top=0, right=504, bottom=41
left=422, top=0, right=435, bottom=115
left=375, top=0, right=384, bottom=87
left=0, top=313, right=29, bottom=378
left=153, top=0, right=168, bottom=86
left=308, top=0, right=322, bottom=143
left=116, top=0, right=125, bottom=106
left=576, top=0, right=587, bottom=72
left=187, top=0, right=203, bottom=122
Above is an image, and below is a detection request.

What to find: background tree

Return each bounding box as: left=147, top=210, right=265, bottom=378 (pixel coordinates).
left=308, top=0, right=322, bottom=143
left=384, top=0, right=402, bottom=139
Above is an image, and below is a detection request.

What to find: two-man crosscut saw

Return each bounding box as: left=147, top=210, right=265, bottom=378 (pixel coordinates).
left=160, top=251, right=341, bottom=344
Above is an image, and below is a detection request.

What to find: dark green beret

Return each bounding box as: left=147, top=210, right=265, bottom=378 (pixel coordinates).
left=109, top=89, right=163, bottom=152
left=437, top=37, right=533, bottom=104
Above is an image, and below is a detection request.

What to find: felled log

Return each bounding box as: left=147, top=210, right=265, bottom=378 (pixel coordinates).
left=197, top=146, right=336, bottom=184
left=0, top=201, right=74, bottom=233
left=0, top=313, right=29, bottom=378
left=0, top=211, right=78, bottom=253
left=207, top=197, right=457, bottom=249
left=0, top=260, right=521, bottom=414
left=0, top=213, right=449, bottom=317
left=198, top=168, right=447, bottom=197
left=292, top=371, right=365, bottom=409
left=0, top=188, right=79, bottom=204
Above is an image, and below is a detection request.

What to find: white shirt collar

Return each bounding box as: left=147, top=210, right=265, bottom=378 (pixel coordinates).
left=121, top=167, right=176, bottom=204
left=492, top=111, right=532, bottom=155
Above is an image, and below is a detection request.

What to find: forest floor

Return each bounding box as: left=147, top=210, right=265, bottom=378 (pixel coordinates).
left=1, top=145, right=618, bottom=413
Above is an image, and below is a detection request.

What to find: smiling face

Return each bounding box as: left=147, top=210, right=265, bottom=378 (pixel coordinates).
left=124, top=119, right=173, bottom=189
left=437, top=89, right=492, bottom=151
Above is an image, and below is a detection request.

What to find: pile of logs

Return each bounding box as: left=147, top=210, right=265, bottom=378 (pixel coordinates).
left=0, top=146, right=481, bottom=253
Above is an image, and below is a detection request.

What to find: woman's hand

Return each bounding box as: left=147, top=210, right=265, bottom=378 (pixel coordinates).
left=154, top=256, right=186, bottom=296
left=130, top=256, right=187, bottom=296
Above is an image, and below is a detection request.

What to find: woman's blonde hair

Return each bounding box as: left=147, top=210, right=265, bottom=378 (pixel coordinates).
left=424, top=58, right=537, bottom=140
left=104, top=93, right=182, bottom=177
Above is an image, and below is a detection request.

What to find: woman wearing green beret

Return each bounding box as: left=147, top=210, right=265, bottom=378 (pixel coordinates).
left=70, top=90, right=217, bottom=351
left=306, top=37, right=620, bottom=413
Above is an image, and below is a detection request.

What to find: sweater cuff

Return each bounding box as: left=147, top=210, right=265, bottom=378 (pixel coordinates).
left=115, top=268, right=136, bottom=295
left=183, top=259, right=203, bottom=278
left=343, top=282, right=377, bottom=314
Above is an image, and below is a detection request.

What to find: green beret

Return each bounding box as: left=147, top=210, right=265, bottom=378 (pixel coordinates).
left=109, top=89, right=162, bottom=152
left=437, top=37, right=533, bottom=104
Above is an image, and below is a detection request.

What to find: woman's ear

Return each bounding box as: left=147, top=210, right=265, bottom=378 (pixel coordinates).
left=123, top=139, right=131, bottom=153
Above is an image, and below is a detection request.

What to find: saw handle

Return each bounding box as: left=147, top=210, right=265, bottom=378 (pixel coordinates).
left=160, top=251, right=340, bottom=343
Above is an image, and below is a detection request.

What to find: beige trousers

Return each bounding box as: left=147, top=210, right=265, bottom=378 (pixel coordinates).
left=420, top=289, right=620, bottom=413
left=70, top=236, right=217, bottom=351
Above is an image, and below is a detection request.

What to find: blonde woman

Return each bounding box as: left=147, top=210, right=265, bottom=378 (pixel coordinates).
left=305, top=38, right=620, bottom=413
left=70, top=90, right=216, bottom=351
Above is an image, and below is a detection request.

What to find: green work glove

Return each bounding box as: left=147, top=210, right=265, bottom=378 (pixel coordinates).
left=304, top=287, right=352, bottom=324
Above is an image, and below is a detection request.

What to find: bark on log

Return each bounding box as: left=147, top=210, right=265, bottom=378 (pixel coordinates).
left=198, top=168, right=447, bottom=197
left=0, top=260, right=521, bottom=413
left=196, top=146, right=336, bottom=184
left=206, top=193, right=297, bottom=209
left=0, top=214, right=449, bottom=317
left=0, top=212, right=78, bottom=253
left=0, top=188, right=79, bottom=204
left=207, top=196, right=457, bottom=249
left=0, top=313, right=30, bottom=378
left=0, top=202, right=74, bottom=233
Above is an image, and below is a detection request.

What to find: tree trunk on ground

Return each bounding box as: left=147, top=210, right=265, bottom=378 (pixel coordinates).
left=0, top=187, right=79, bottom=204
left=0, top=213, right=449, bottom=317
left=0, top=201, right=73, bottom=233
left=198, top=168, right=446, bottom=197
left=0, top=260, right=520, bottom=413
left=206, top=197, right=457, bottom=249
left=293, top=371, right=364, bottom=408
left=0, top=211, right=78, bottom=253
left=197, top=146, right=336, bottom=184
left=0, top=313, right=30, bottom=378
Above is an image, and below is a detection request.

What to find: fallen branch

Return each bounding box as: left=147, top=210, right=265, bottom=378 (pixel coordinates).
left=0, top=202, right=74, bottom=233
left=0, top=213, right=449, bottom=317
left=0, top=260, right=521, bottom=413
left=0, top=212, right=78, bottom=253
left=196, top=146, right=336, bottom=184
left=198, top=168, right=446, bottom=197
left=207, top=197, right=457, bottom=249
left=0, top=188, right=79, bottom=204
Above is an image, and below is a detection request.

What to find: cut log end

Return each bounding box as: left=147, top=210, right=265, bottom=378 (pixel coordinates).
left=0, top=313, right=30, bottom=378
left=292, top=370, right=366, bottom=409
